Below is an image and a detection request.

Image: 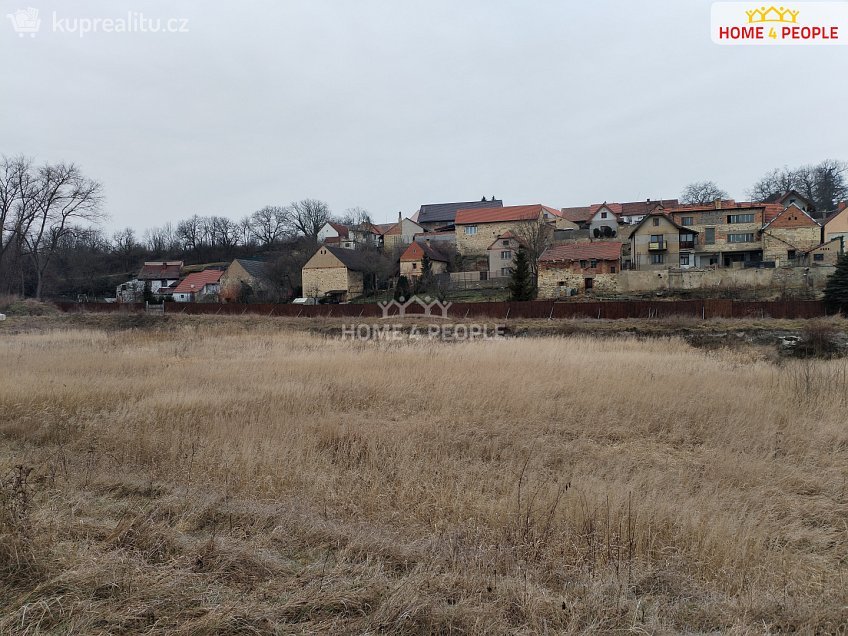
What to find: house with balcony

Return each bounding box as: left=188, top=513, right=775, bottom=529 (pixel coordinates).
left=628, top=212, right=698, bottom=270
left=665, top=200, right=770, bottom=268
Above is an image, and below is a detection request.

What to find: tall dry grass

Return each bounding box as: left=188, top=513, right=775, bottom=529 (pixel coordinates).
left=0, top=322, right=846, bottom=633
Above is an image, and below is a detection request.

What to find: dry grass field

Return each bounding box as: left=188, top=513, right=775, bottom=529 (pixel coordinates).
left=0, top=319, right=847, bottom=634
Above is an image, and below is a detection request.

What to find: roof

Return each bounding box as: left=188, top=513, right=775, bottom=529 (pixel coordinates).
left=311, top=245, right=372, bottom=272
left=762, top=203, right=821, bottom=229
left=619, top=199, right=678, bottom=217
left=383, top=218, right=423, bottom=236
left=172, top=269, right=223, bottom=294
left=764, top=190, right=815, bottom=211
left=540, top=241, right=622, bottom=262
left=560, top=206, right=593, bottom=223
left=630, top=210, right=700, bottom=234
left=455, top=204, right=558, bottom=225
left=400, top=241, right=450, bottom=263
left=487, top=231, right=528, bottom=250
left=327, top=222, right=349, bottom=238
left=137, top=261, right=183, bottom=280
left=418, top=199, right=503, bottom=224
left=232, top=259, right=271, bottom=281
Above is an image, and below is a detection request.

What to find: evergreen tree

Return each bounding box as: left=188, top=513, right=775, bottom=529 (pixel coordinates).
left=509, top=248, right=535, bottom=301
left=394, top=275, right=411, bottom=301
left=415, top=253, right=433, bottom=295
left=823, top=254, right=848, bottom=314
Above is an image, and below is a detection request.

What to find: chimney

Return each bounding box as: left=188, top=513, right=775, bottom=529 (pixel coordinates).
left=715, top=198, right=722, bottom=210
left=398, top=211, right=402, bottom=224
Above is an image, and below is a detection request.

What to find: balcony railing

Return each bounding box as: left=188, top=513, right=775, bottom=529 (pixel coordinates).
left=679, top=240, right=696, bottom=249
left=648, top=241, right=666, bottom=251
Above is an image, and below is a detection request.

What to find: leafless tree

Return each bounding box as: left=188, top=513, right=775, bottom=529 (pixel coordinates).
left=748, top=160, right=847, bottom=212
left=290, top=199, right=332, bottom=240
left=249, top=205, right=291, bottom=246
left=680, top=181, right=729, bottom=205
left=512, top=217, right=553, bottom=283
left=341, top=206, right=372, bottom=227
left=176, top=215, right=203, bottom=253
left=144, top=222, right=176, bottom=255
left=17, top=162, right=104, bottom=299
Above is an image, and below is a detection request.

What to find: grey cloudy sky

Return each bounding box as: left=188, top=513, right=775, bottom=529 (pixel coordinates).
left=2, top=0, right=847, bottom=231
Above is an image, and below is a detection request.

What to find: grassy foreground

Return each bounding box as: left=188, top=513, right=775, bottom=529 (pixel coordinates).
left=0, top=322, right=846, bottom=634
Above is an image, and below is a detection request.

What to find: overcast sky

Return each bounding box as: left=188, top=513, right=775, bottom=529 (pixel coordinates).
left=2, top=0, right=847, bottom=231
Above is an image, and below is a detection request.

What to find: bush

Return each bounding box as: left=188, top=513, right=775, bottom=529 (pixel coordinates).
left=792, top=320, right=844, bottom=359
left=1, top=299, right=60, bottom=316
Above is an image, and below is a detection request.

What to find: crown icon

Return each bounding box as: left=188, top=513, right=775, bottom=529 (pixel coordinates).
left=378, top=295, right=452, bottom=320
left=745, top=5, right=800, bottom=24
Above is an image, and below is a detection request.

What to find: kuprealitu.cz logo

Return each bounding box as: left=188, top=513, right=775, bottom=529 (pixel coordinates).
left=6, top=6, right=189, bottom=38
left=712, top=2, right=848, bottom=44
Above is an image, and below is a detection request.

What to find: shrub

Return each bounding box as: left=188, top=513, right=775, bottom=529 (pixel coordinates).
left=792, top=319, right=844, bottom=359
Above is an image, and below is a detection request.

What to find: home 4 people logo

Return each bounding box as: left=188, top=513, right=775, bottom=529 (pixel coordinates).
left=377, top=295, right=453, bottom=320
left=712, top=2, right=848, bottom=45
left=6, top=7, right=41, bottom=37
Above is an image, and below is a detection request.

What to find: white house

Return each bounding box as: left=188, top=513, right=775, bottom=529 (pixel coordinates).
left=171, top=270, right=224, bottom=303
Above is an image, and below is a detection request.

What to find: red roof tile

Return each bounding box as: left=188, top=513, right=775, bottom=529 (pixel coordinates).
left=560, top=206, right=592, bottom=223
left=400, top=241, right=449, bottom=262
left=455, top=204, right=557, bottom=225
left=540, top=242, right=622, bottom=262
left=137, top=261, right=183, bottom=280
left=172, top=270, right=223, bottom=295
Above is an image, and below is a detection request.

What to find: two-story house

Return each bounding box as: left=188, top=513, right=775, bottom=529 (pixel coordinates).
left=629, top=212, right=699, bottom=270
left=454, top=204, right=567, bottom=256
left=486, top=232, right=527, bottom=277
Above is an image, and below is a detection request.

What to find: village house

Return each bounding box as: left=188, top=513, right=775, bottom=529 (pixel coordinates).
left=759, top=203, right=822, bottom=264
left=764, top=190, right=815, bottom=216
left=665, top=200, right=771, bottom=268
left=561, top=199, right=678, bottom=232
left=414, top=198, right=502, bottom=232
left=382, top=214, right=425, bottom=253
left=537, top=241, right=622, bottom=297
left=629, top=211, right=699, bottom=270
left=301, top=244, right=371, bottom=302
left=172, top=269, right=223, bottom=303
left=454, top=204, right=568, bottom=256
left=220, top=259, right=274, bottom=302
left=117, top=260, right=183, bottom=302
left=317, top=221, right=355, bottom=249
left=487, top=232, right=526, bottom=277
left=824, top=202, right=848, bottom=245
left=399, top=241, right=450, bottom=278
left=801, top=237, right=843, bottom=266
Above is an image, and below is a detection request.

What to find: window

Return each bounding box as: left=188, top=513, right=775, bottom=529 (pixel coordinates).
left=705, top=227, right=715, bottom=244
left=579, top=260, right=588, bottom=268
left=650, top=234, right=662, bottom=242
left=501, top=267, right=512, bottom=276
left=680, top=254, right=690, bottom=266
left=601, top=212, right=608, bottom=219
left=500, top=250, right=512, bottom=259
left=651, top=254, right=665, bottom=264
left=610, top=266, right=616, bottom=273
left=412, top=263, right=417, bottom=269
left=814, top=253, right=824, bottom=262
left=727, top=213, right=754, bottom=224
left=787, top=250, right=796, bottom=260
left=727, top=233, right=755, bottom=243
left=681, top=216, right=694, bottom=226
left=680, top=232, right=696, bottom=248
left=464, top=225, right=477, bottom=235
left=590, top=259, right=598, bottom=268
left=652, top=217, right=660, bottom=226
left=502, top=240, right=510, bottom=246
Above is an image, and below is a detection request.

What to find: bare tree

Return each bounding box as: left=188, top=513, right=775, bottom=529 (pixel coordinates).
left=748, top=161, right=847, bottom=211
left=290, top=199, right=332, bottom=240
left=512, top=217, right=553, bottom=284
left=249, top=205, right=291, bottom=247
left=144, top=222, right=176, bottom=255
left=341, top=206, right=372, bottom=227
left=176, top=215, right=203, bottom=253
left=680, top=181, right=729, bottom=204
left=18, top=162, right=104, bottom=299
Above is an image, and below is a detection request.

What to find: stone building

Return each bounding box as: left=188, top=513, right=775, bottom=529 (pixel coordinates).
left=454, top=204, right=566, bottom=256
left=629, top=212, right=698, bottom=270
left=537, top=241, right=622, bottom=297
left=759, top=203, right=822, bottom=264
left=301, top=245, right=370, bottom=302
left=399, top=241, right=449, bottom=278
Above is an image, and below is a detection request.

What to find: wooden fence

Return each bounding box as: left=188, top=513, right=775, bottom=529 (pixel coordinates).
left=55, top=299, right=829, bottom=320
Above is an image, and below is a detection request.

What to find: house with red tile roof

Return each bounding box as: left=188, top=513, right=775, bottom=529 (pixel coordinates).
left=760, top=203, right=822, bottom=264
left=537, top=242, right=622, bottom=296
left=629, top=211, right=699, bottom=271
left=172, top=269, right=224, bottom=303
left=454, top=204, right=565, bottom=256
left=399, top=241, right=450, bottom=279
